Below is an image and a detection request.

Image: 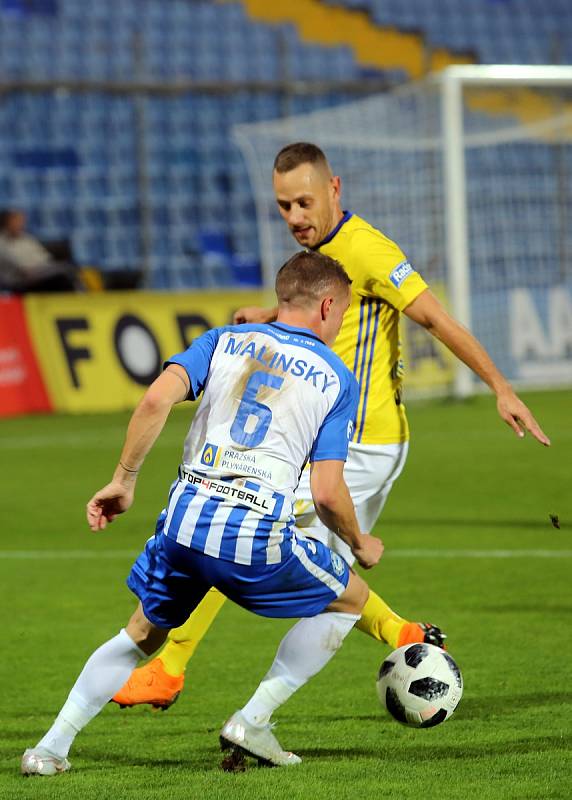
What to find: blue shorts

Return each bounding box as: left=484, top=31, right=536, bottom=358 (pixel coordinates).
left=127, top=531, right=350, bottom=629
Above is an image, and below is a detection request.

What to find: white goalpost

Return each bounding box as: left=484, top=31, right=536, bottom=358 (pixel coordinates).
left=233, top=65, right=572, bottom=398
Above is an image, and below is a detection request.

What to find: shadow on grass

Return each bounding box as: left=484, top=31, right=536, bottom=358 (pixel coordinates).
left=3, top=731, right=568, bottom=779
left=5, top=693, right=570, bottom=777
left=303, top=733, right=569, bottom=762
left=301, top=692, right=572, bottom=730
left=454, top=691, right=572, bottom=720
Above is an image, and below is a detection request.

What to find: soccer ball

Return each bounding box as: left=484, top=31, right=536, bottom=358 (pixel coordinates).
left=376, top=643, right=463, bottom=728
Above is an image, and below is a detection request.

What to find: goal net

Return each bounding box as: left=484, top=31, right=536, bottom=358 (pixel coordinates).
left=233, top=66, right=572, bottom=397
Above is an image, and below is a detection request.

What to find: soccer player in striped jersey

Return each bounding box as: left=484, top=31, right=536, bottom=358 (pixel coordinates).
left=22, top=251, right=383, bottom=774
left=113, top=142, right=551, bottom=711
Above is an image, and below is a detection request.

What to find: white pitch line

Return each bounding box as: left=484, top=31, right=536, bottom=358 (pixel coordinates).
left=0, top=549, right=570, bottom=560
left=1, top=432, right=180, bottom=450
left=0, top=550, right=139, bottom=559
left=387, top=549, right=572, bottom=559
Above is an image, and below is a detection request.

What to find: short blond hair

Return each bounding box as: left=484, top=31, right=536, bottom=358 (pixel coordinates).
left=275, top=251, right=351, bottom=308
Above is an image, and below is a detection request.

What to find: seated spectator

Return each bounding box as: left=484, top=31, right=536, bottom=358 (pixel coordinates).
left=0, top=209, right=79, bottom=293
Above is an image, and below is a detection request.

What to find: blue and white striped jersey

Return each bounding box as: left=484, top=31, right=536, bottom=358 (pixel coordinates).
left=161, top=322, right=359, bottom=565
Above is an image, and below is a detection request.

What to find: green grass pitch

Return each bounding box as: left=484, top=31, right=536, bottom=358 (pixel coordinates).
left=1, top=390, right=571, bottom=800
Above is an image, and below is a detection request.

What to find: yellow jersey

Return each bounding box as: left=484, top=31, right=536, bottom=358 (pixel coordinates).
left=317, top=212, right=428, bottom=445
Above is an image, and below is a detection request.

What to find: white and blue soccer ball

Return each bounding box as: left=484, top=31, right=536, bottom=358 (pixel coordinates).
left=376, top=643, right=463, bottom=728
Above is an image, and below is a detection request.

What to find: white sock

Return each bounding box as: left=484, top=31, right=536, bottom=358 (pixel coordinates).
left=37, top=629, right=145, bottom=758
left=241, top=611, right=359, bottom=727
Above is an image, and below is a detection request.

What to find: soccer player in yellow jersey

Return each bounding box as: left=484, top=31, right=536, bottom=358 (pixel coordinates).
left=113, top=142, right=550, bottom=710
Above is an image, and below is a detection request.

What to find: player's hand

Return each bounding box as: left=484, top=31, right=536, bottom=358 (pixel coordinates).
left=86, top=481, right=135, bottom=532
left=496, top=389, right=551, bottom=446
left=232, top=305, right=275, bottom=325
left=352, top=534, right=384, bottom=569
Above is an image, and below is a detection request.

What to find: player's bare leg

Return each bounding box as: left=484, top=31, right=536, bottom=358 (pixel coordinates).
left=112, top=588, right=226, bottom=709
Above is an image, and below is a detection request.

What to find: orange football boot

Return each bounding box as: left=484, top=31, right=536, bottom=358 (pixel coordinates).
left=397, top=622, right=447, bottom=649
left=112, top=658, right=184, bottom=710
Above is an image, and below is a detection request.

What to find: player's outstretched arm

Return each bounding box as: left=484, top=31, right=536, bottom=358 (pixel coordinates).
left=232, top=305, right=278, bottom=325
left=86, top=365, right=190, bottom=532
left=310, top=459, right=383, bottom=569
left=404, top=289, right=551, bottom=446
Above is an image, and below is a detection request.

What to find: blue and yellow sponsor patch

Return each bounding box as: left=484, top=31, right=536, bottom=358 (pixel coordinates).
left=389, top=260, right=414, bottom=288
left=200, top=443, right=219, bottom=467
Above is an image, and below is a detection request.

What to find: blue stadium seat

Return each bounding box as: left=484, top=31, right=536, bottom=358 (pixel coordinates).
left=1, top=0, right=570, bottom=285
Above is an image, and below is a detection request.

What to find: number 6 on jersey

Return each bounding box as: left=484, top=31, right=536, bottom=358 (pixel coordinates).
left=230, top=371, right=284, bottom=448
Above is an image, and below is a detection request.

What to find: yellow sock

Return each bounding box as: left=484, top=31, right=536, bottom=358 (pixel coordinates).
left=355, top=589, right=406, bottom=649
left=159, top=588, right=227, bottom=677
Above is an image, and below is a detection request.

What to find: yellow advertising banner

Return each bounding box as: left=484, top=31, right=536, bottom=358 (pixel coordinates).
left=23, top=284, right=453, bottom=414
left=24, top=290, right=271, bottom=413
left=401, top=320, right=455, bottom=395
